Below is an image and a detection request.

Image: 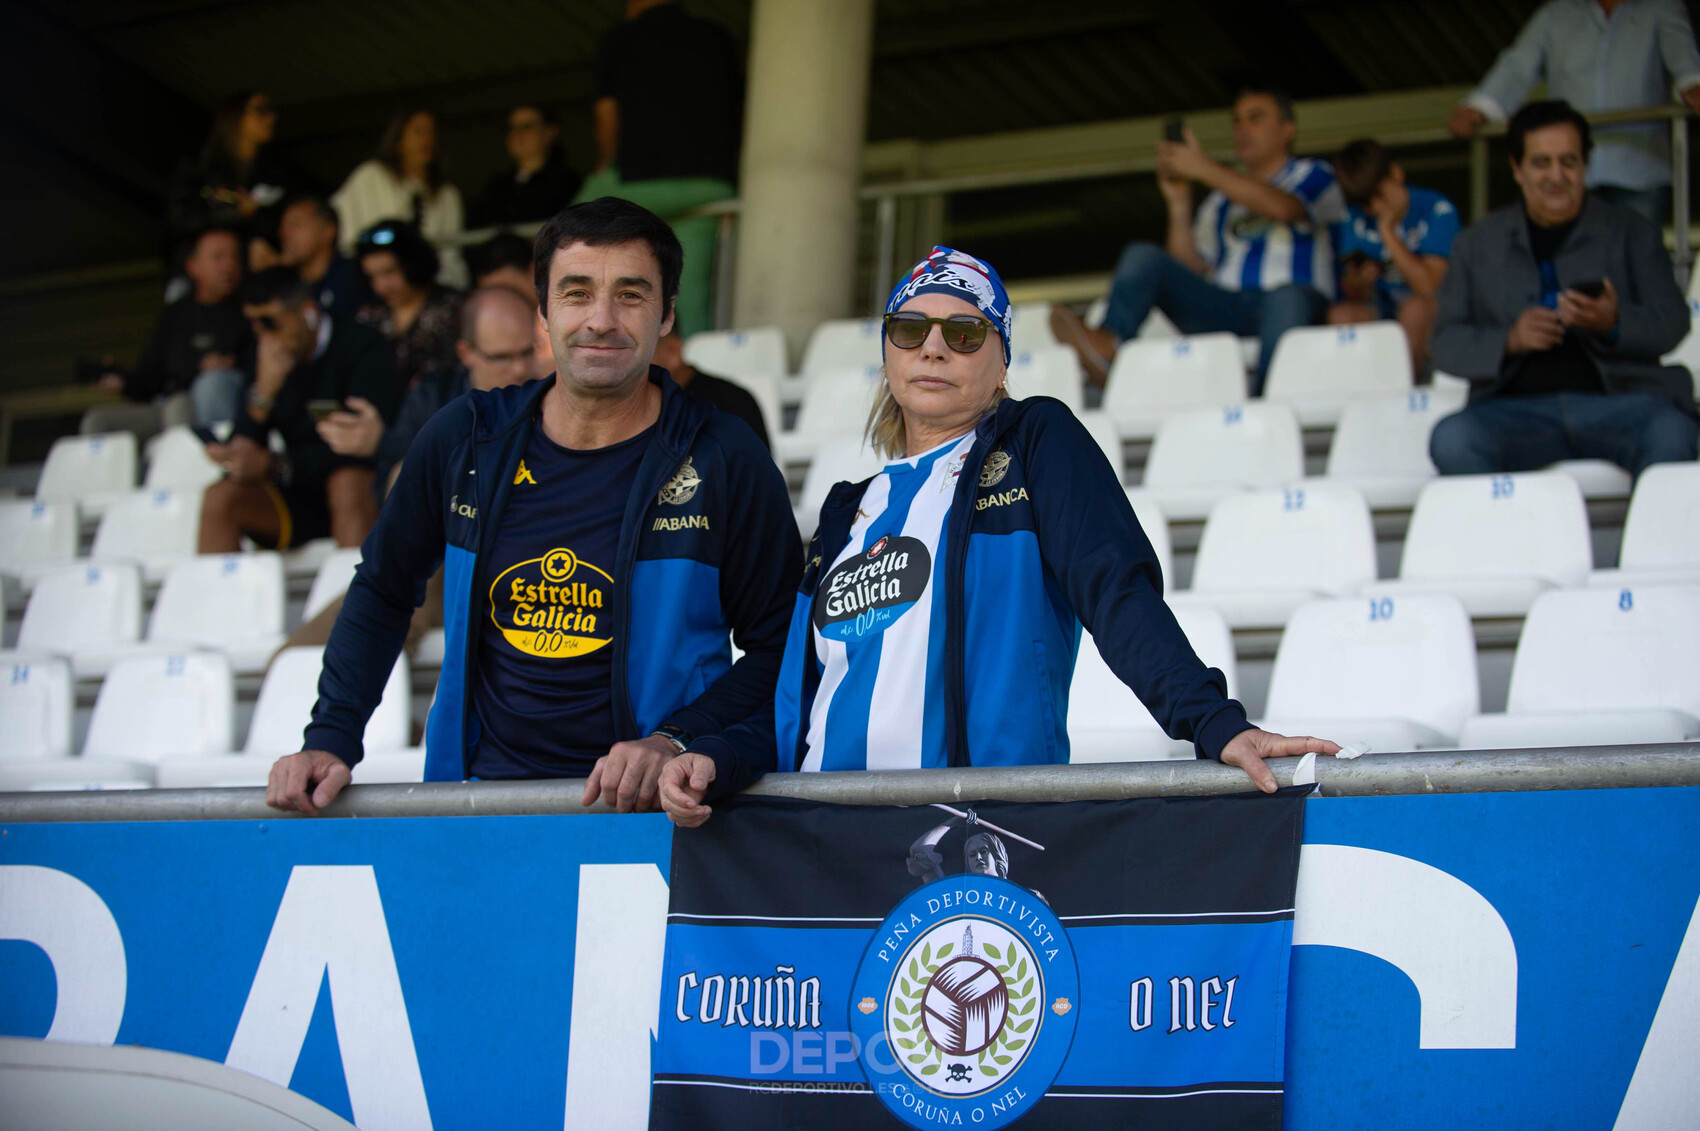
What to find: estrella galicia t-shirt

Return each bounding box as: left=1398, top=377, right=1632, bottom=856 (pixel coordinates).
left=802, top=430, right=977, bottom=773
left=469, top=421, right=653, bottom=779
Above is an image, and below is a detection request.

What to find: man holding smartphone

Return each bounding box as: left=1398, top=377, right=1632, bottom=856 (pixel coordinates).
left=1429, top=101, right=1696, bottom=478
left=198, top=267, right=396, bottom=552
left=1051, top=87, right=1344, bottom=393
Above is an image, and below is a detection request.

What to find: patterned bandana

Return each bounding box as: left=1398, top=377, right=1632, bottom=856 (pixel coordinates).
left=884, top=245, right=1013, bottom=365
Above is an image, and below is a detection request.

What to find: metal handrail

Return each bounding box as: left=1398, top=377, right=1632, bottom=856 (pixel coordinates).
left=1, top=745, right=1693, bottom=823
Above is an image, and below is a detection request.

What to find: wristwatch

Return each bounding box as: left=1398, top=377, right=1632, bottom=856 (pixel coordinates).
left=651, top=724, right=692, bottom=754
left=246, top=387, right=275, bottom=413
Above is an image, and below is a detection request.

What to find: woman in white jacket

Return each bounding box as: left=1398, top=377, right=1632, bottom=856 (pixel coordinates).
left=333, top=108, right=465, bottom=286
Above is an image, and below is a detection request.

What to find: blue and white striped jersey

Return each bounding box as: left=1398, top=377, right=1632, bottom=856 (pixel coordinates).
left=1193, top=157, right=1347, bottom=299
left=801, top=430, right=978, bottom=772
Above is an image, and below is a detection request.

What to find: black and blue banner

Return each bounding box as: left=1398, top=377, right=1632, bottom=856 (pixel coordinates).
left=650, top=791, right=1308, bottom=1129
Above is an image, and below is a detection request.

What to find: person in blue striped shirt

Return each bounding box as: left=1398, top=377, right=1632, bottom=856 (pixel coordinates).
left=1052, top=88, right=1346, bottom=394
left=660, top=248, right=1340, bottom=826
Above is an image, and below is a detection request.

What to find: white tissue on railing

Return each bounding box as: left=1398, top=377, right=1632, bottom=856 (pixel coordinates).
left=1292, top=742, right=1371, bottom=786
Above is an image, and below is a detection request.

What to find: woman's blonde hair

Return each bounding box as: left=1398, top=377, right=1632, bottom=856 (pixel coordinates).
left=864, top=366, right=1009, bottom=459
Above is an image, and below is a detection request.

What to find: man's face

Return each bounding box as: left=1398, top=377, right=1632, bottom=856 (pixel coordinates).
left=278, top=202, right=334, bottom=267
left=186, top=231, right=242, bottom=302
left=458, top=292, right=541, bottom=392
left=505, top=107, right=556, bottom=166
left=542, top=239, right=673, bottom=396
left=1369, top=166, right=1410, bottom=224
left=1232, top=93, right=1295, bottom=169
left=243, top=299, right=316, bottom=363
left=1513, top=122, right=1587, bottom=226
left=361, top=251, right=414, bottom=309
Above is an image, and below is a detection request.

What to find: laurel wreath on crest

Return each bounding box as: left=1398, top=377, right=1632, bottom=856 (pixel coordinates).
left=890, top=940, right=1040, bottom=1079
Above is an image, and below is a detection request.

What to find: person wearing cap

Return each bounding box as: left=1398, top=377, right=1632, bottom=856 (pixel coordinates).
left=659, top=247, right=1340, bottom=826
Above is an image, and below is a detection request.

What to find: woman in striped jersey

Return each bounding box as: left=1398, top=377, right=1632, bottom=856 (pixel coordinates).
left=660, top=248, right=1338, bottom=826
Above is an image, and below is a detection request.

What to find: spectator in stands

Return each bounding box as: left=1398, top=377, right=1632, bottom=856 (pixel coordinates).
left=1050, top=88, right=1344, bottom=394
left=468, top=105, right=582, bottom=228
left=659, top=246, right=1338, bottom=827
left=1429, top=101, right=1697, bottom=479
left=88, top=227, right=252, bottom=438
left=166, top=91, right=304, bottom=270
left=281, top=285, right=545, bottom=661
left=354, top=220, right=464, bottom=401
left=466, top=230, right=540, bottom=301
left=576, top=0, right=744, bottom=336
left=198, top=267, right=395, bottom=553
left=276, top=196, right=373, bottom=326
left=651, top=329, right=770, bottom=450
left=1447, top=0, right=1700, bottom=226
left=265, top=198, right=799, bottom=817
left=1327, top=139, right=1460, bottom=374
left=332, top=107, right=466, bottom=285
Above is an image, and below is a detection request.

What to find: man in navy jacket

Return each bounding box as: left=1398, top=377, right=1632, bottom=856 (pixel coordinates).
left=267, top=198, right=800, bottom=814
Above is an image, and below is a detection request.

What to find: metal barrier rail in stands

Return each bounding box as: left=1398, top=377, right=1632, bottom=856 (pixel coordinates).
left=2, top=744, right=1694, bottom=823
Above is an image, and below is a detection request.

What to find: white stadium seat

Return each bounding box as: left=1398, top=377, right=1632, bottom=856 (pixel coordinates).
left=1103, top=333, right=1248, bottom=439
left=147, top=553, right=287, bottom=674
left=775, top=365, right=884, bottom=464
left=1006, top=345, right=1084, bottom=413
left=1068, top=604, right=1237, bottom=762
left=1263, top=321, right=1413, bottom=426
left=1318, top=387, right=1468, bottom=509
left=304, top=547, right=364, bottom=621
left=1590, top=462, right=1700, bottom=586
left=83, top=651, right=234, bottom=763
left=0, top=761, right=154, bottom=790
left=242, top=646, right=411, bottom=756
left=793, top=435, right=887, bottom=540
left=414, top=627, right=446, bottom=668
left=683, top=326, right=789, bottom=380
left=143, top=426, right=223, bottom=492
left=17, top=562, right=144, bottom=678
left=1140, top=403, right=1304, bottom=520
left=1548, top=459, right=1632, bottom=501
left=723, top=370, right=785, bottom=449
left=0, top=500, right=79, bottom=590
left=1261, top=594, right=1480, bottom=750
left=1362, top=472, right=1591, bottom=617
left=1134, top=307, right=1177, bottom=337
left=1078, top=411, right=1126, bottom=482
left=281, top=537, right=342, bottom=579
left=0, top=654, right=73, bottom=761
left=89, top=488, right=202, bottom=581
left=1661, top=295, right=1700, bottom=400
left=36, top=431, right=138, bottom=519
left=1125, top=491, right=1174, bottom=590
left=1458, top=585, right=1700, bottom=748
left=1175, top=486, right=1377, bottom=629
left=1007, top=302, right=1059, bottom=354
left=153, top=755, right=274, bottom=788
left=799, top=316, right=884, bottom=378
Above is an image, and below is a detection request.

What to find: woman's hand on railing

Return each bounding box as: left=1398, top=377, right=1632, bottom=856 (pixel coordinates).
left=1219, top=729, right=1342, bottom=794
left=659, top=753, right=718, bottom=828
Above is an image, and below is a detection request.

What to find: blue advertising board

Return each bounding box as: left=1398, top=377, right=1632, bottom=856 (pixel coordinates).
left=1, top=786, right=1697, bottom=1129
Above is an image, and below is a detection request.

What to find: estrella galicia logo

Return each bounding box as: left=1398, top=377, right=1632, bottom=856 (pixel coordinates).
left=849, top=875, right=1079, bottom=1128
left=812, top=535, right=932, bottom=642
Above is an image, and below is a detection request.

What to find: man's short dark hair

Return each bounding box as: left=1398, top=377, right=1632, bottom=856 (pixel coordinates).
left=467, top=231, right=535, bottom=282
left=514, top=103, right=559, bottom=127
left=1237, top=85, right=1295, bottom=123
left=356, top=220, right=441, bottom=289
left=1508, top=99, right=1593, bottom=164
left=532, top=197, right=684, bottom=318
left=190, top=225, right=242, bottom=256
left=241, top=266, right=314, bottom=307
left=1333, top=139, right=1395, bottom=207
left=282, top=194, right=339, bottom=235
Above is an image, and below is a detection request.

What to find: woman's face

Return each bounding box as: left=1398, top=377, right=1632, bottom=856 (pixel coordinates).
left=242, top=94, right=275, bottom=146
left=361, top=250, right=419, bottom=309
left=883, top=292, right=1006, bottom=447
left=399, top=112, right=437, bottom=171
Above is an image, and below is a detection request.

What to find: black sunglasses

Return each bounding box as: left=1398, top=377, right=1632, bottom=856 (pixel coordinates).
left=249, top=314, right=279, bottom=332
left=883, top=312, right=992, bottom=354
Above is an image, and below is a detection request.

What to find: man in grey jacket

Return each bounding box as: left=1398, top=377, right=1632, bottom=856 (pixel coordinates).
left=1429, top=101, right=1697, bottom=479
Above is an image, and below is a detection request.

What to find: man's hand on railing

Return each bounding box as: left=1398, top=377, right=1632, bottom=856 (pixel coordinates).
left=581, top=736, right=679, bottom=813
left=266, top=749, right=353, bottom=816
left=1449, top=105, right=1487, bottom=139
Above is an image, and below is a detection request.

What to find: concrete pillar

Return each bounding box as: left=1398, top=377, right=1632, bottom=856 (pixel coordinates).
left=733, top=0, right=875, bottom=366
